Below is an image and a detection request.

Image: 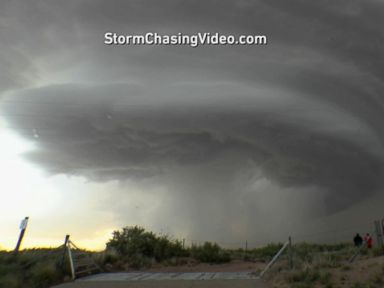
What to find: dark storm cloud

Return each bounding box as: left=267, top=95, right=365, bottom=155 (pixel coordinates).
left=2, top=82, right=383, bottom=215
left=1, top=0, right=384, bottom=241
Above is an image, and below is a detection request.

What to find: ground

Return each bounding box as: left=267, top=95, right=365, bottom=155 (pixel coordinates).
left=52, top=260, right=269, bottom=288
left=53, top=253, right=384, bottom=288
left=266, top=254, right=384, bottom=288
left=130, top=259, right=266, bottom=273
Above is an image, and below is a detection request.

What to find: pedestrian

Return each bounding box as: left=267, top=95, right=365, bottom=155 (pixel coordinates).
left=364, top=233, right=373, bottom=249
left=353, top=233, right=363, bottom=247
left=367, top=234, right=373, bottom=249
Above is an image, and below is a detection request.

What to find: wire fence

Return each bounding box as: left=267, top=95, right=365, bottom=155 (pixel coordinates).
left=183, top=218, right=382, bottom=250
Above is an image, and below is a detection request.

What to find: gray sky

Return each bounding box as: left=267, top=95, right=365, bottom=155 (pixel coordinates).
left=1, top=0, right=384, bottom=249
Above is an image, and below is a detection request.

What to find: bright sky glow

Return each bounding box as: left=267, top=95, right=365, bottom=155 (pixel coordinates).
left=0, top=123, right=117, bottom=250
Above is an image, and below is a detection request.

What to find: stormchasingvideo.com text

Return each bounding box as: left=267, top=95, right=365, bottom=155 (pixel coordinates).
left=104, top=32, right=268, bottom=47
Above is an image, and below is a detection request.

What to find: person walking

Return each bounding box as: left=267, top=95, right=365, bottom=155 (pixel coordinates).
left=353, top=233, right=363, bottom=247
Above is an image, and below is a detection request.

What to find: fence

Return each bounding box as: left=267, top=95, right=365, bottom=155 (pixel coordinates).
left=185, top=218, right=384, bottom=250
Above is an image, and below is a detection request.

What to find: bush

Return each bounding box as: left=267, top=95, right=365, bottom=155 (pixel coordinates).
left=126, top=253, right=152, bottom=269
left=251, top=243, right=284, bottom=261
left=0, top=249, right=66, bottom=288
left=107, top=226, right=157, bottom=257
left=153, top=236, right=187, bottom=261
left=289, top=268, right=320, bottom=283
left=106, top=226, right=189, bottom=267
left=29, top=262, right=61, bottom=288
left=287, top=268, right=333, bottom=288
left=190, top=242, right=231, bottom=263
left=99, top=250, right=119, bottom=265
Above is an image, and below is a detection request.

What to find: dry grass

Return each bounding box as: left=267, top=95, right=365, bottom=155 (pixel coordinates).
left=264, top=243, right=384, bottom=288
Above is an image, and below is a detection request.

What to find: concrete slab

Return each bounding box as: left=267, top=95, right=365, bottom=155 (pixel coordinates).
left=78, top=272, right=259, bottom=281
left=53, top=279, right=268, bottom=288
left=52, top=272, right=268, bottom=288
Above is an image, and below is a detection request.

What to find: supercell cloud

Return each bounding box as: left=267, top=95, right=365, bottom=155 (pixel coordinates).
left=1, top=0, right=384, bottom=243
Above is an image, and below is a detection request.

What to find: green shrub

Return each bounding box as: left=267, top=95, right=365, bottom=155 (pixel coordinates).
left=190, top=242, right=231, bottom=263
left=100, top=250, right=119, bottom=265
left=288, top=268, right=334, bottom=288
left=106, top=226, right=189, bottom=266
left=250, top=243, right=284, bottom=262
left=371, top=247, right=383, bottom=257
left=107, top=226, right=157, bottom=257
left=29, top=261, right=61, bottom=288
left=319, top=271, right=332, bottom=285
left=125, top=253, right=152, bottom=269
left=288, top=268, right=320, bottom=283
left=0, top=274, right=22, bottom=288
left=153, top=236, right=187, bottom=261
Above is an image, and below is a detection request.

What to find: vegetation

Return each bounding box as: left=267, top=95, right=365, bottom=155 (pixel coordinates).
left=190, top=242, right=231, bottom=263
left=250, top=242, right=285, bottom=261
left=264, top=242, right=384, bottom=288
left=106, top=226, right=187, bottom=261
left=104, top=226, right=229, bottom=267
left=287, top=268, right=332, bottom=288
left=1, top=227, right=384, bottom=288
left=0, top=248, right=68, bottom=288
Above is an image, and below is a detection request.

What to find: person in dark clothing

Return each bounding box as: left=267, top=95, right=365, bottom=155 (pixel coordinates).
left=353, top=233, right=363, bottom=247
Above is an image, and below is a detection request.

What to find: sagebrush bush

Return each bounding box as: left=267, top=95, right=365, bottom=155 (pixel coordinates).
left=190, top=242, right=231, bottom=263
left=106, top=226, right=189, bottom=267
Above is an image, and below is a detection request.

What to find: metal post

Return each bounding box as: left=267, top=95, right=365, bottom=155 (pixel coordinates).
left=14, top=217, right=29, bottom=254
left=244, top=240, right=248, bottom=259
left=260, top=241, right=289, bottom=277
left=60, top=235, right=70, bottom=270
left=288, top=236, right=293, bottom=269
left=374, top=220, right=383, bottom=251
left=67, top=241, right=76, bottom=280
left=381, top=218, right=384, bottom=236
left=381, top=218, right=384, bottom=253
